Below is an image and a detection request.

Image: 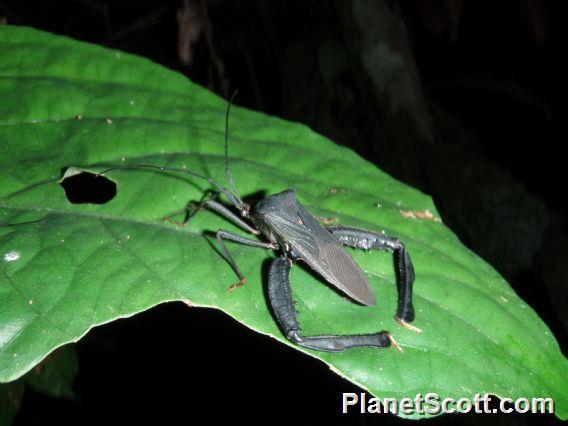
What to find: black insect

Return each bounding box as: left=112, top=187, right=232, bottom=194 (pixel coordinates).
left=101, top=95, right=420, bottom=352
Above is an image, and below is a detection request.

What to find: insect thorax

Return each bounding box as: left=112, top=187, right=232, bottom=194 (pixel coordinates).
left=252, top=189, right=299, bottom=247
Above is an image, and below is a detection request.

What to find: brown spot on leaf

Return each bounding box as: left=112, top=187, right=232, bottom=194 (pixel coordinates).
left=400, top=209, right=441, bottom=223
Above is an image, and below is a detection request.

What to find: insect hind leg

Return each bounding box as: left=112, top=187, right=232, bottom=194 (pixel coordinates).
left=326, top=226, right=417, bottom=329
left=268, top=256, right=399, bottom=352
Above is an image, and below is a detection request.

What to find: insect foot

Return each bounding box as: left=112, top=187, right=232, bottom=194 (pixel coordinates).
left=396, top=317, right=422, bottom=333
left=162, top=215, right=188, bottom=227
left=388, top=334, right=403, bottom=352
left=227, top=277, right=246, bottom=293
left=315, top=215, right=339, bottom=225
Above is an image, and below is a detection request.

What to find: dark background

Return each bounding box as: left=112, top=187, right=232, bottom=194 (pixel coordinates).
left=1, top=0, right=566, bottom=424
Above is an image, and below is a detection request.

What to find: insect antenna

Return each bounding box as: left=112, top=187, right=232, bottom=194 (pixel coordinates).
left=96, top=92, right=249, bottom=213
left=224, top=90, right=243, bottom=206
left=97, top=164, right=242, bottom=210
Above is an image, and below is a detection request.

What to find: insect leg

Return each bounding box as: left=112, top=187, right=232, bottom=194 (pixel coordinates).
left=170, top=191, right=259, bottom=235
left=268, top=256, right=400, bottom=352
left=164, top=190, right=217, bottom=226
left=217, top=230, right=277, bottom=292
left=207, top=200, right=258, bottom=234
left=326, top=226, right=418, bottom=331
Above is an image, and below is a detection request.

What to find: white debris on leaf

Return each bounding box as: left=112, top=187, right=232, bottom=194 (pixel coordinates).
left=3, top=251, right=20, bottom=262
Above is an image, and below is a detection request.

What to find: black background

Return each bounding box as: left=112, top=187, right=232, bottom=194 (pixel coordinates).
left=1, top=1, right=566, bottom=424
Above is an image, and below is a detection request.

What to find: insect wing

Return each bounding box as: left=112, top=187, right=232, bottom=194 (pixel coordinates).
left=265, top=207, right=376, bottom=306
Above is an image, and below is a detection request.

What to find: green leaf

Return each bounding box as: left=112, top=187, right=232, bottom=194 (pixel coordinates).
left=0, top=26, right=566, bottom=419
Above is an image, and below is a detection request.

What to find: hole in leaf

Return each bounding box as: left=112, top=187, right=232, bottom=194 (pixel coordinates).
left=59, top=168, right=117, bottom=204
